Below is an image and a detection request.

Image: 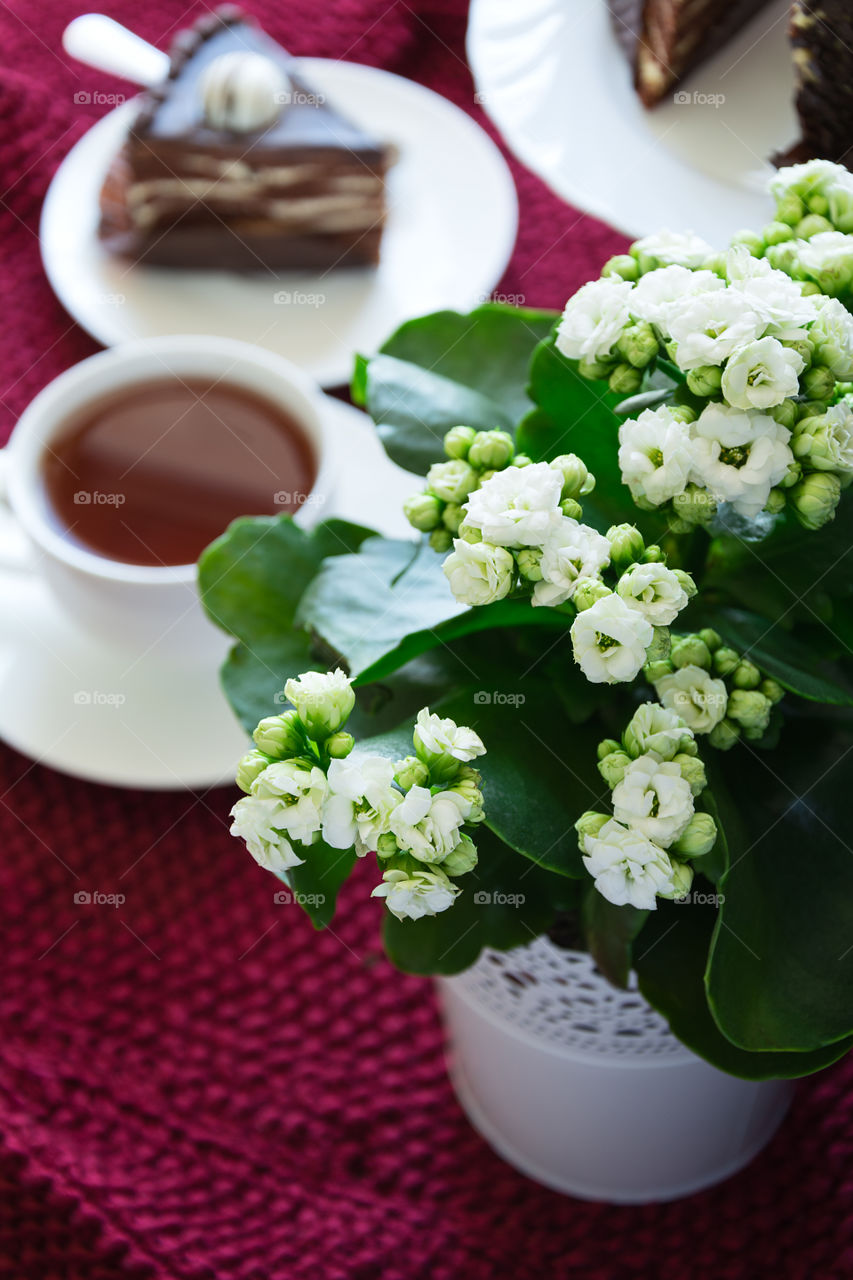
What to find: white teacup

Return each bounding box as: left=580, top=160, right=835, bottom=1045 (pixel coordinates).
left=0, top=335, right=334, bottom=661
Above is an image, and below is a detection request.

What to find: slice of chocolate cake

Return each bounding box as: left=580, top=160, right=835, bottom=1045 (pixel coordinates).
left=99, top=6, right=393, bottom=272
left=788, top=0, right=853, bottom=165
left=608, top=0, right=772, bottom=108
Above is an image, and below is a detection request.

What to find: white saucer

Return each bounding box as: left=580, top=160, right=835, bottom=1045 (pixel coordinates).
left=467, top=0, right=796, bottom=244
left=0, top=399, right=418, bottom=790
left=40, top=59, right=518, bottom=388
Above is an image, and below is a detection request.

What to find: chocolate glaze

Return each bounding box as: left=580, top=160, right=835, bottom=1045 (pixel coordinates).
left=785, top=0, right=853, bottom=166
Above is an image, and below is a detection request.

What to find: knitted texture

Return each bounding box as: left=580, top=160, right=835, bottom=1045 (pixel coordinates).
left=0, top=3, right=852, bottom=1278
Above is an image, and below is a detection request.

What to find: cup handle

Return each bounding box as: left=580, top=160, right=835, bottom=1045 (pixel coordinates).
left=0, top=448, right=35, bottom=573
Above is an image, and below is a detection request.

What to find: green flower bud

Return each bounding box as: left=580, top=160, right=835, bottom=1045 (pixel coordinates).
left=404, top=491, right=443, bottom=532
left=800, top=280, right=823, bottom=296
left=616, top=321, right=659, bottom=369
left=765, top=241, right=799, bottom=273
left=798, top=399, right=828, bottom=420
left=426, top=459, right=479, bottom=504
left=659, top=860, right=694, bottom=901
left=642, top=544, right=664, bottom=562
left=673, top=752, right=707, bottom=796
left=450, top=773, right=485, bottom=822
left=516, top=547, right=543, bottom=582
left=790, top=471, right=842, bottom=530
left=512, top=453, right=533, bottom=468
left=770, top=399, right=799, bottom=430
left=807, top=192, right=829, bottom=216
left=284, top=670, right=356, bottom=740
left=775, top=193, right=805, bottom=226
left=646, top=626, right=672, bottom=663
left=601, top=253, right=639, bottom=281
left=443, top=425, right=477, bottom=460
left=781, top=337, right=813, bottom=369
left=672, top=568, right=698, bottom=598
left=802, top=365, right=837, bottom=402
left=644, top=658, right=674, bottom=683
left=236, top=749, right=271, bottom=794
left=253, top=709, right=303, bottom=758
left=781, top=461, right=803, bottom=489
left=760, top=678, right=785, bottom=705
left=443, top=833, right=479, bottom=877
left=697, top=628, right=721, bottom=653
left=429, top=528, right=453, bottom=553
left=672, top=812, right=718, bottom=858
left=668, top=404, right=698, bottom=425
left=468, top=429, right=515, bottom=471
left=578, top=357, right=614, bottom=381
left=707, top=717, right=741, bottom=750
left=609, top=362, right=643, bottom=394
left=572, top=578, right=612, bottom=611
left=550, top=453, right=593, bottom=500
left=712, top=646, right=740, bottom=677
left=727, top=689, right=772, bottom=734
left=456, top=521, right=482, bottom=544
left=394, top=755, right=431, bottom=790
left=376, top=832, right=399, bottom=858
left=606, top=523, right=645, bottom=570
left=686, top=364, right=723, bottom=397
left=598, top=749, right=632, bottom=789
left=671, top=635, right=712, bottom=670
left=575, top=810, right=610, bottom=851
left=597, top=738, right=621, bottom=761
left=442, top=502, right=464, bottom=533
left=763, top=220, right=795, bottom=246
left=794, top=213, right=834, bottom=239
left=326, top=731, right=355, bottom=759
left=560, top=498, right=584, bottom=520
left=672, top=484, right=717, bottom=526
left=764, top=488, right=787, bottom=515
left=731, top=659, right=761, bottom=690
left=730, top=228, right=765, bottom=254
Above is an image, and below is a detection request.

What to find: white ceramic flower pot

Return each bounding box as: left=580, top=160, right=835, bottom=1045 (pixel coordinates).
left=437, top=937, right=795, bottom=1203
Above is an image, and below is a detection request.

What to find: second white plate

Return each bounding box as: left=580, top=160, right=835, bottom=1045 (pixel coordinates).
left=40, top=59, right=518, bottom=387
left=467, top=0, right=797, bottom=244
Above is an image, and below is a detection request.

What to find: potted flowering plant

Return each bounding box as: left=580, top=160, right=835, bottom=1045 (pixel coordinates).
left=200, top=160, right=853, bottom=1202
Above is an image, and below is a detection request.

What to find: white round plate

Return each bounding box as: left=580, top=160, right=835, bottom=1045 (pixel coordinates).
left=40, top=59, right=518, bottom=387
left=0, top=399, right=418, bottom=790
left=467, top=0, right=796, bottom=244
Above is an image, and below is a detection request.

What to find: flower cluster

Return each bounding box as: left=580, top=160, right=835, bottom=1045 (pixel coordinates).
left=230, top=671, right=488, bottom=922
left=575, top=702, right=718, bottom=910
left=647, top=629, right=785, bottom=749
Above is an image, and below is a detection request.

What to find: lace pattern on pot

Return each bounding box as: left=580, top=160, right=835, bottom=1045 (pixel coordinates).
left=446, top=938, right=691, bottom=1061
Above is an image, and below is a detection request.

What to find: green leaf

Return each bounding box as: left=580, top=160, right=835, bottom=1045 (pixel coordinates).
left=581, top=886, right=647, bottom=989
left=635, top=897, right=853, bottom=1078
left=707, top=713, right=853, bottom=1053
left=274, top=841, right=357, bottom=929
left=711, top=607, right=853, bottom=705
left=381, top=827, right=578, bottom=975
left=361, top=304, right=557, bottom=474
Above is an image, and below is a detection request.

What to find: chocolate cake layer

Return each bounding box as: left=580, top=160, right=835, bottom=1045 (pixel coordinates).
left=608, top=0, right=772, bottom=107
left=789, top=0, right=853, bottom=165
left=98, top=6, right=392, bottom=272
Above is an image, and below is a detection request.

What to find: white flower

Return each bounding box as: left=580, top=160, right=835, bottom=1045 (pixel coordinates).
left=555, top=278, right=633, bottom=363
left=426, top=459, right=478, bottom=504
left=618, top=405, right=693, bottom=507
left=251, top=760, right=328, bottom=845
left=720, top=337, right=804, bottom=411
left=612, top=754, right=694, bottom=847
left=655, top=665, right=728, bottom=734
left=582, top=818, right=675, bottom=910
left=623, top=702, right=693, bottom=761
left=633, top=229, right=713, bottom=269
left=809, top=296, right=853, bottom=380
left=769, top=158, right=848, bottom=202
left=388, top=785, right=472, bottom=864
left=796, top=231, right=853, bottom=286
left=322, top=754, right=401, bottom=855
left=284, top=669, right=355, bottom=738
left=371, top=865, right=459, bottom=920
left=413, top=708, right=486, bottom=764
left=463, top=462, right=563, bottom=547
left=442, top=539, right=514, bottom=606
left=629, top=264, right=724, bottom=335
left=532, top=518, right=611, bottom=608
left=690, top=403, right=794, bottom=519
left=667, top=289, right=765, bottom=371
left=807, top=402, right=853, bottom=473
left=230, top=795, right=305, bottom=871
left=616, top=562, right=689, bottom=626
left=571, top=594, right=653, bottom=685
left=724, top=247, right=817, bottom=333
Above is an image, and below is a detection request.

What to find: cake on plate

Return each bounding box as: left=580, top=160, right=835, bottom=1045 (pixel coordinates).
left=98, top=6, right=394, bottom=272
